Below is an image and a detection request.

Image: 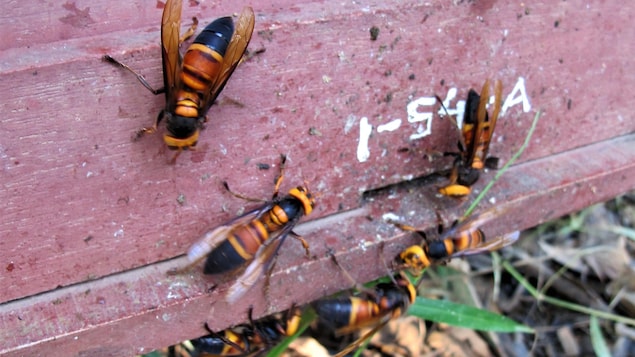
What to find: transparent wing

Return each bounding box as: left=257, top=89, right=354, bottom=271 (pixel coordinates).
left=438, top=205, right=505, bottom=242
left=334, top=317, right=392, bottom=357
left=175, top=204, right=273, bottom=272
left=489, top=80, right=503, bottom=133
left=160, top=0, right=183, bottom=109
left=468, top=79, right=503, bottom=165
left=225, top=223, right=295, bottom=303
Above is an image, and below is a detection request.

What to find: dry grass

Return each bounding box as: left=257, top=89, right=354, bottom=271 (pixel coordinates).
left=143, top=191, right=635, bottom=357
left=280, top=191, right=635, bottom=357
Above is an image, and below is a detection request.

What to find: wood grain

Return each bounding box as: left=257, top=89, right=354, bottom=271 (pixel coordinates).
left=1, top=0, right=634, bottom=355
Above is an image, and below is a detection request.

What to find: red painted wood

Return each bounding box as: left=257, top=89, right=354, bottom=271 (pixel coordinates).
left=1, top=0, right=634, bottom=355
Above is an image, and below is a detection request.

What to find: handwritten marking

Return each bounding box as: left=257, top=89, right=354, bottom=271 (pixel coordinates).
left=501, top=77, right=531, bottom=115
left=377, top=119, right=402, bottom=132
left=438, top=87, right=467, bottom=127
left=406, top=96, right=437, bottom=140
left=352, top=77, right=531, bottom=162
left=357, top=117, right=372, bottom=162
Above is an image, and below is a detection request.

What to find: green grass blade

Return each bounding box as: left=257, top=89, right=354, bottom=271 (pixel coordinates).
left=590, top=316, right=611, bottom=357
left=503, top=260, right=635, bottom=326
left=408, top=296, right=533, bottom=333
left=463, top=110, right=542, bottom=218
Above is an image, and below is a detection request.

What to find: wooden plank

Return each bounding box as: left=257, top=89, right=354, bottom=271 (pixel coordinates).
left=2, top=133, right=635, bottom=356
left=1, top=0, right=634, bottom=355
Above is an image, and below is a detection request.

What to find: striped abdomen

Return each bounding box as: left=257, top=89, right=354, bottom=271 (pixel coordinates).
left=175, top=16, right=234, bottom=119
left=312, top=297, right=381, bottom=332
left=427, top=229, right=486, bottom=260
left=203, top=198, right=303, bottom=274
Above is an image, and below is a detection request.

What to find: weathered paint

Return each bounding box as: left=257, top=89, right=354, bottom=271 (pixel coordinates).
left=1, top=0, right=635, bottom=355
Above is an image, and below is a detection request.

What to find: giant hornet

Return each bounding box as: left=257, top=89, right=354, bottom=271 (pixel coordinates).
left=172, top=155, right=315, bottom=303
left=311, top=272, right=416, bottom=357
left=392, top=206, right=520, bottom=276
left=439, top=79, right=503, bottom=196
left=104, top=0, right=255, bottom=162
left=188, top=305, right=301, bottom=356
left=311, top=253, right=416, bottom=357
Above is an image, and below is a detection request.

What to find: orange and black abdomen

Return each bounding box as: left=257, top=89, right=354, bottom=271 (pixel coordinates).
left=167, top=16, right=235, bottom=141
left=427, top=229, right=486, bottom=260
left=313, top=275, right=414, bottom=338
left=312, top=297, right=379, bottom=332
left=203, top=198, right=304, bottom=274
left=452, top=228, right=486, bottom=252
left=180, top=17, right=233, bottom=96
left=372, top=281, right=414, bottom=316
left=203, top=218, right=269, bottom=274
left=313, top=282, right=411, bottom=332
